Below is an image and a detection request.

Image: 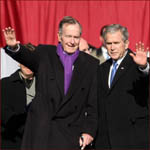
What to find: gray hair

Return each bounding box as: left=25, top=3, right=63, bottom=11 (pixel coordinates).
left=103, top=24, right=129, bottom=43
left=58, top=16, right=82, bottom=36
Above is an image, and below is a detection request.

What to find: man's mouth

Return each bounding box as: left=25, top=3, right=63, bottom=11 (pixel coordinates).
left=111, top=52, right=117, bottom=55
left=67, top=43, right=76, bottom=47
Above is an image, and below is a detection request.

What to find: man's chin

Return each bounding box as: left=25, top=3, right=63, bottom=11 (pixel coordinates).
left=65, top=49, right=77, bottom=54
left=111, top=56, right=118, bottom=60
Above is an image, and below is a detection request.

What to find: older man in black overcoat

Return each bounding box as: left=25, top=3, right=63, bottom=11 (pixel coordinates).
left=2, top=16, right=99, bottom=149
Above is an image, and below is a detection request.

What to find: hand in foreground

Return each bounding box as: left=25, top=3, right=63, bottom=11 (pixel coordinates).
left=2, top=27, right=20, bottom=48
left=130, top=41, right=149, bottom=68
left=79, top=133, right=93, bottom=150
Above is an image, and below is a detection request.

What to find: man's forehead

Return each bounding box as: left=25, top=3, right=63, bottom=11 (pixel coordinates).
left=107, top=30, right=123, bottom=36
left=106, top=39, right=122, bottom=43
left=106, top=31, right=123, bottom=41
left=62, top=23, right=79, bottom=29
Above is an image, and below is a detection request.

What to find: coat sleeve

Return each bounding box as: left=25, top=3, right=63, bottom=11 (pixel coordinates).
left=4, top=44, right=40, bottom=73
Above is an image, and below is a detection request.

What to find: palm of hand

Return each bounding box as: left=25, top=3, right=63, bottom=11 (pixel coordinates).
left=3, top=27, right=18, bottom=47
left=134, top=51, right=147, bottom=66
left=5, top=32, right=17, bottom=46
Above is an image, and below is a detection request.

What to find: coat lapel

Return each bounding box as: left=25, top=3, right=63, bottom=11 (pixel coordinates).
left=57, top=52, right=88, bottom=110
left=51, top=51, right=64, bottom=97
left=102, top=59, right=112, bottom=91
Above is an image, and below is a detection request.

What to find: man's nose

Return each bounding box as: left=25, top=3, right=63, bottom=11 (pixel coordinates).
left=70, top=37, right=75, bottom=44
left=111, top=43, right=115, bottom=50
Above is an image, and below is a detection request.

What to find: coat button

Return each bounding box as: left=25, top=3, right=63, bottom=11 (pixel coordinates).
left=74, top=105, right=78, bottom=110
left=51, top=98, right=54, bottom=102
left=68, top=123, right=71, bottom=127
left=81, top=87, right=85, bottom=91
left=130, top=118, right=136, bottom=124
left=85, top=112, right=88, bottom=116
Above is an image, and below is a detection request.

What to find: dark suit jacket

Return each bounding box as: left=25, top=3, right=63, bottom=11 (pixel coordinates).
left=5, top=44, right=99, bottom=149
left=95, top=49, right=149, bottom=148
left=1, top=70, right=28, bottom=149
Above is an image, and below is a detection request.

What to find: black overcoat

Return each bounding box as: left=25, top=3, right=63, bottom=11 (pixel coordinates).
left=1, top=70, right=27, bottom=149
left=95, top=49, right=149, bottom=148
left=5, top=44, right=99, bottom=149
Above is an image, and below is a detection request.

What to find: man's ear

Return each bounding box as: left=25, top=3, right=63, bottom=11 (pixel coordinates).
left=57, top=33, right=61, bottom=42
left=99, top=36, right=103, bottom=42
left=99, top=36, right=105, bottom=46
left=125, top=40, right=129, bottom=49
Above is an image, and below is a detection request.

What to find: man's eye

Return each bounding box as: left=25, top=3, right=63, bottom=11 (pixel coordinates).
left=65, top=35, right=71, bottom=38
left=64, top=35, right=80, bottom=39
left=74, top=36, right=80, bottom=39
left=106, top=43, right=112, bottom=45
left=114, top=42, right=120, bottom=44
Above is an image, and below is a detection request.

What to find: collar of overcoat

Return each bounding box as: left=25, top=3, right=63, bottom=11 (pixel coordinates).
left=52, top=51, right=89, bottom=110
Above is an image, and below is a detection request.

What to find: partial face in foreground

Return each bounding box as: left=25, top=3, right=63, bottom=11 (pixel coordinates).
left=20, top=64, right=34, bottom=79
left=79, top=38, right=90, bottom=54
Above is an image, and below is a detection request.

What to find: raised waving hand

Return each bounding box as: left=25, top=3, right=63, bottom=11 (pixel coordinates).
left=2, top=27, right=20, bottom=49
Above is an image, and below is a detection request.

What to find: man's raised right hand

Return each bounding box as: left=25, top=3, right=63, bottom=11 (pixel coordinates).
left=2, top=27, right=20, bottom=49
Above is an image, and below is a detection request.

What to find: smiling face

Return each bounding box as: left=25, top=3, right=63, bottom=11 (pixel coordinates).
left=58, top=23, right=81, bottom=54
left=20, top=64, right=34, bottom=79
left=105, top=31, right=129, bottom=61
